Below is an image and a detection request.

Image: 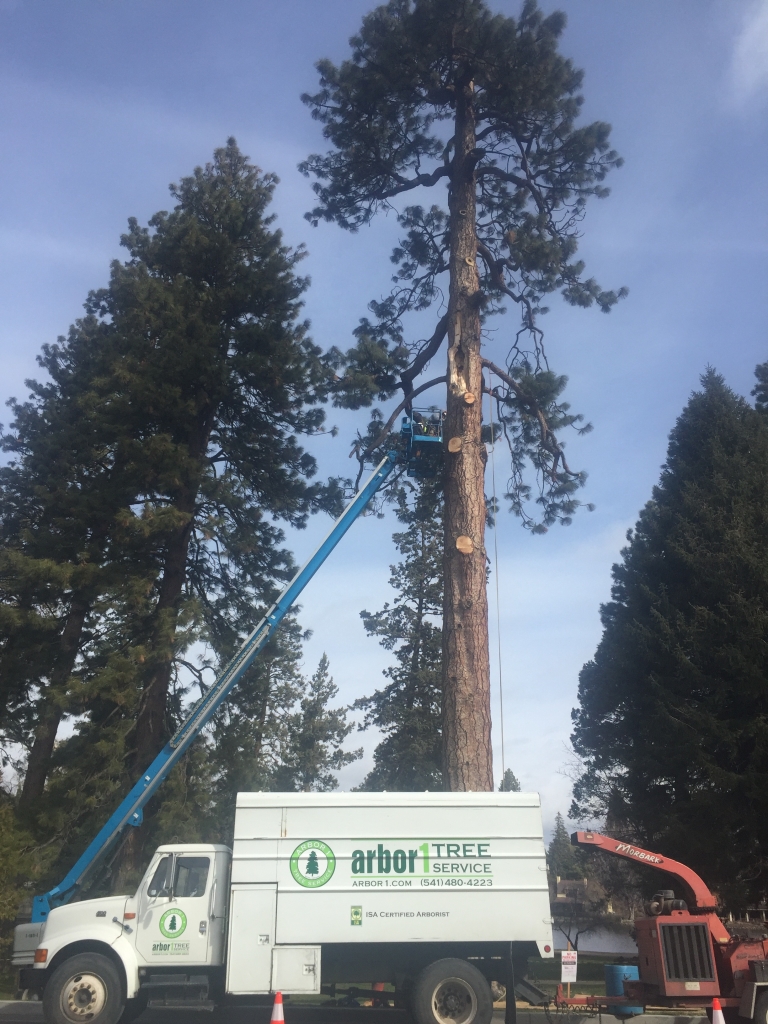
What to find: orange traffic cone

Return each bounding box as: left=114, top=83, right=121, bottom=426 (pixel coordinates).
left=712, top=998, right=726, bottom=1024
left=271, top=992, right=285, bottom=1023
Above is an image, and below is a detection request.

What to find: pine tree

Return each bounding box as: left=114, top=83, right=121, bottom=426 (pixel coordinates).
left=0, top=796, right=53, bottom=987
left=499, top=769, right=521, bottom=792
left=0, top=140, right=342, bottom=887
left=305, top=851, right=320, bottom=876
left=92, top=139, right=338, bottom=782
left=571, top=368, right=768, bottom=906
left=753, top=358, right=768, bottom=413
left=547, top=812, right=579, bottom=880
left=203, top=618, right=310, bottom=841
left=302, top=0, right=624, bottom=790
left=0, top=312, right=144, bottom=811
left=271, top=654, right=361, bottom=793
left=354, top=479, right=443, bottom=791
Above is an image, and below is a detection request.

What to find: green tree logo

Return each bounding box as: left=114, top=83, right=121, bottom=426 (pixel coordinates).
left=159, top=908, right=187, bottom=938
left=290, top=841, right=335, bottom=888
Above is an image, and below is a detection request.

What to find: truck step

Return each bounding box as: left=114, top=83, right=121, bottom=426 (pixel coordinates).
left=142, top=973, right=211, bottom=1008
left=143, top=974, right=209, bottom=989
left=147, top=998, right=215, bottom=1011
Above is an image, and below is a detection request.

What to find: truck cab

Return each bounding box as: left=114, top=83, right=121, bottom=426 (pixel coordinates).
left=17, top=844, right=231, bottom=1022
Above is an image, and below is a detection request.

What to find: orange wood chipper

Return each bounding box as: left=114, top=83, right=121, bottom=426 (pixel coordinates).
left=555, top=831, right=768, bottom=1022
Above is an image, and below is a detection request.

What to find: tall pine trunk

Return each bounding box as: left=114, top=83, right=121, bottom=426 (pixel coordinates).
left=119, top=417, right=212, bottom=879
left=132, top=410, right=214, bottom=774
left=441, top=77, right=493, bottom=792
left=132, top=496, right=197, bottom=772
left=116, top=499, right=198, bottom=881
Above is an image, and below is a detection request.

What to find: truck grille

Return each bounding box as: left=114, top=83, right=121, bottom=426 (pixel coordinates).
left=660, top=923, right=715, bottom=981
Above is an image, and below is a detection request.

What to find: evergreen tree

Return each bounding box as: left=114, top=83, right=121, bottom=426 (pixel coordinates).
left=203, top=618, right=309, bottom=840
left=0, top=140, right=342, bottom=887
left=0, top=796, right=53, bottom=988
left=92, top=139, right=338, bottom=782
left=571, top=369, right=768, bottom=906
left=93, top=139, right=342, bottom=876
left=499, top=768, right=521, bottom=792
left=302, top=0, right=624, bottom=790
left=547, top=811, right=579, bottom=880
left=753, top=358, right=768, bottom=413
left=354, top=479, right=443, bottom=791
left=0, top=312, right=144, bottom=811
left=305, top=851, right=320, bottom=875
left=271, top=654, right=361, bottom=793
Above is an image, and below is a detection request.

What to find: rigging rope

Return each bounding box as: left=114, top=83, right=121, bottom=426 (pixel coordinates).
left=488, top=371, right=506, bottom=781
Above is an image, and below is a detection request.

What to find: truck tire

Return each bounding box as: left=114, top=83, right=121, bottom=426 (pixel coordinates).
left=411, top=958, right=493, bottom=1024
left=43, top=953, right=124, bottom=1024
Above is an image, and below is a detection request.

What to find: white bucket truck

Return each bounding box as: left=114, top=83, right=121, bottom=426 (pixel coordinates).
left=16, top=791, right=553, bottom=1024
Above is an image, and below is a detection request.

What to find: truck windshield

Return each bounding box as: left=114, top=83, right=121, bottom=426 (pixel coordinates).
left=174, top=857, right=210, bottom=898
left=147, top=856, right=172, bottom=897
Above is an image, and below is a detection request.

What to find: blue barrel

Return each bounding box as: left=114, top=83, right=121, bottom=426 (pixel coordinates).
left=605, top=964, right=643, bottom=1019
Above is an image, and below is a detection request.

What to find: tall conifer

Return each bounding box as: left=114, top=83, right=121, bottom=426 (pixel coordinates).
left=355, top=479, right=443, bottom=790
left=1, top=141, right=342, bottom=882
left=0, top=313, right=144, bottom=810
left=571, top=369, right=768, bottom=905
left=302, top=0, right=624, bottom=789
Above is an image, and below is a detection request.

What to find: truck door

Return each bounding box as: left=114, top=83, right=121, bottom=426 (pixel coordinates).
left=136, top=853, right=213, bottom=965
left=226, top=885, right=277, bottom=994
left=207, top=852, right=230, bottom=967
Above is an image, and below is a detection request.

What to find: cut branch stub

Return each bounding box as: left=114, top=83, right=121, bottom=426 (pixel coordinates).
left=455, top=535, right=474, bottom=554
left=448, top=436, right=463, bottom=453
left=463, top=392, right=475, bottom=405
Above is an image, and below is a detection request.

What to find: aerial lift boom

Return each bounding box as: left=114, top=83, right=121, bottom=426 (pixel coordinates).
left=32, top=451, right=398, bottom=923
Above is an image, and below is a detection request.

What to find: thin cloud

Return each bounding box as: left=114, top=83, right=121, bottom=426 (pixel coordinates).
left=730, top=0, right=768, bottom=106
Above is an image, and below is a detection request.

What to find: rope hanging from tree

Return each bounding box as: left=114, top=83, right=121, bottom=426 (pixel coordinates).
left=488, top=370, right=506, bottom=781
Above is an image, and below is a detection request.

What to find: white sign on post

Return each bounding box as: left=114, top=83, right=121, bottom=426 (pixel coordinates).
left=561, top=950, right=578, bottom=983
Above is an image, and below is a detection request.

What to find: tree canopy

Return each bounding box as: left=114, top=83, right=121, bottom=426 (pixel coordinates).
left=0, top=140, right=354, bottom=892
left=571, top=367, right=768, bottom=907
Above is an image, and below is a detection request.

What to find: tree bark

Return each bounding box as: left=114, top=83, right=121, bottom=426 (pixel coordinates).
left=131, top=494, right=197, bottom=773
left=117, top=416, right=214, bottom=878
left=131, top=409, right=216, bottom=775
left=441, top=76, right=494, bottom=792
left=115, top=498, right=199, bottom=883
left=19, top=593, right=90, bottom=808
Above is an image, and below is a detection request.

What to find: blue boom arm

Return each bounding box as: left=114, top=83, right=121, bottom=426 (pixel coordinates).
left=33, top=452, right=398, bottom=922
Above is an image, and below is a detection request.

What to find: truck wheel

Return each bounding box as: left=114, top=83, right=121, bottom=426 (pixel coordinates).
left=411, top=958, right=493, bottom=1024
left=43, top=953, right=124, bottom=1024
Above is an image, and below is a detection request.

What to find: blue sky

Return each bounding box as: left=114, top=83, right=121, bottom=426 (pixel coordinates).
left=1, top=0, right=767, bottom=829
